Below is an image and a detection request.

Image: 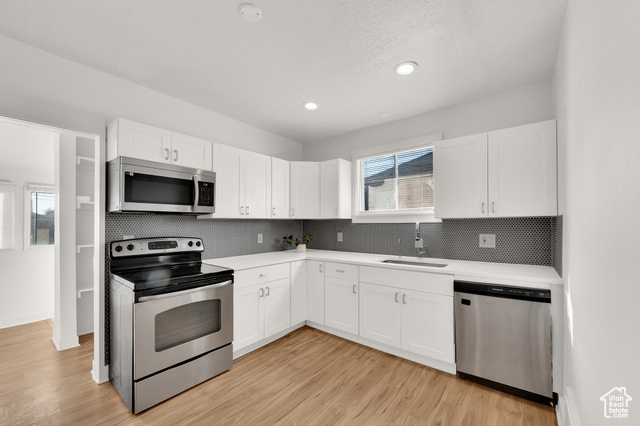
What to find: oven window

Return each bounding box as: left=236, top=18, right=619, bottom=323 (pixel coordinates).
left=154, top=299, right=221, bottom=352
left=124, top=173, right=194, bottom=205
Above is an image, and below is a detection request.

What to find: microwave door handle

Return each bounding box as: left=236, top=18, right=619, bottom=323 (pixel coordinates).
left=137, top=280, right=233, bottom=302
left=193, top=175, right=200, bottom=210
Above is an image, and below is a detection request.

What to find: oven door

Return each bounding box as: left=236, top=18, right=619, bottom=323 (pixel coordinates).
left=115, top=161, right=215, bottom=214
left=133, top=280, right=233, bottom=380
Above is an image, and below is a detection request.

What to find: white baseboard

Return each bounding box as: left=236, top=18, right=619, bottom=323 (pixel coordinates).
left=0, top=310, right=54, bottom=329
left=556, top=387, right=581, bottom=426
left=52, top=335, right=80, bottom=351
left=306, top=321, right=457, bottom=375
left=233, top=322, right=306, bottom=359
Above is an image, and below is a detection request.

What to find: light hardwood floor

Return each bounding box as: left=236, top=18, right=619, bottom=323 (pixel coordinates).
left=0, top=321, right=557, bottom=425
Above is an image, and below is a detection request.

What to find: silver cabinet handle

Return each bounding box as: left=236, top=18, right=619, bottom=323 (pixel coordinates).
left=246, top=205, right=250, bottom=215
left=395, top=292, right=399, bottom=303
left=291, top=207, right=295, bottom=217
left=492, top=201, right=495, bottom=213
left=240, top=206, right=244, bottom=215
left=272, top=207, right=276, bottom=216
left=481, top=202, right=485, bottom=213
left=265, top=286, right=270, bottom=296
left=259, top=273, right=269, bottom=277
left=352, top=284, right=356, bottom=294
left=138, top=280, right=232, bottom=302
left=334, top=207, right=338, bottom=216
left=164, top=148, right=170, bottom=160
left=336, top=269, right=345, bottom=273
left=403, top=294, right=407, bottom=304
left=259, top=288, right=264, bottom=298
left=173, top=150, right=178, bottom=162
left=319, top=264, right=323, bottom=273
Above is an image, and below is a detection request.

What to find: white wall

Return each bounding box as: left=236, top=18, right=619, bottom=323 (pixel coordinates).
left=0, top=35, right=303, bottom=161
left=553, top=1, right=640, bottom=425
left=303, top=81, right=553, bottom=161
left=0, top=123, right=55, bottom=328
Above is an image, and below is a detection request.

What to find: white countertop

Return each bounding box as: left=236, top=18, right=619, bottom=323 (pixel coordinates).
left=204, top=249, right=563, bottom=288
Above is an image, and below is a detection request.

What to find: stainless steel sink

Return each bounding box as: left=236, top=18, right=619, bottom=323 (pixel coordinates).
left=381, top=259, right=448, bottom=268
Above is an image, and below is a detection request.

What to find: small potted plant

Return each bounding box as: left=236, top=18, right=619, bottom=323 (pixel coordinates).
left=283, top=234, right=313, bottom=253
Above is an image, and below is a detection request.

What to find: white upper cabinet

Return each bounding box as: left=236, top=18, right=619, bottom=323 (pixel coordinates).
left=488, top=120, right=557, bottom=217
left=170, top=132, right=213, bottom=171
left=271, top=157, right=290, bottom=219
left=320, top=159, right=352, bottom=219
left=211, top=143, right=271, bottom=218
left=107, top=118, right=213, bottom=171
left=434, top=120, right=557, bottom=218
left=434, top=134, right=488, bottom=218
left=290, top=162, right=320, bottom=219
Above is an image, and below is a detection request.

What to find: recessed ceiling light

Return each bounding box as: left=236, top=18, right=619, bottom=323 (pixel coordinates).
left=394, top=61, right=418, bottom=76
left=238, top=3, right=262, bottom=22
left=303, top=102, right=318, bottom=111
left=379, top=112, right=392, bottom=119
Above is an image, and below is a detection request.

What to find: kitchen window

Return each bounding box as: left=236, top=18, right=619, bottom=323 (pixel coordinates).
left=352, top=133, right=442, bottom=223
left=0, top=183, right=15, bottom=250
left=26, top=186, right=55, bottom=247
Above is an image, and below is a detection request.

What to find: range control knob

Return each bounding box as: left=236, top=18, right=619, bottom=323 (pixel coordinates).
left=196, top=241, right=201, bottom=247
left=127, top=244, right=135, bottom=251
left=114, top=245, right=123, bottom=253
left=188, top=241, right=194, bottom=247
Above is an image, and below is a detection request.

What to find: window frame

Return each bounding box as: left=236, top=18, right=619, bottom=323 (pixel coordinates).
left=0, top=182, right=15, bottom=251
left=351, top=133, right=443, bottom=224
left=24, top=185, right=55, bottom=250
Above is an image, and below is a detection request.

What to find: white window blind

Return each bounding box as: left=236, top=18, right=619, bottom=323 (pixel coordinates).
left=0, top=183, right=15, bottom=250
left=361, top=147, right=434, bottom=212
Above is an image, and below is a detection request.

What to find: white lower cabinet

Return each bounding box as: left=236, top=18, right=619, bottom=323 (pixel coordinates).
left=234, top=278, right=290, bottom=352
left=400, top=289, right=454, bottom=363
left=359, top=283, right=402, bottom=347
left=359, top=282, right=454, bottom=364
left=324, top=277, right=358, bottom=334
left=290, top=261, right=307, bottom=325
left=306, top=260, right=325, bottom=324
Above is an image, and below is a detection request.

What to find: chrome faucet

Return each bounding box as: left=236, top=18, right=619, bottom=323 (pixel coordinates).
left=415, top=222, right=427, bottom=259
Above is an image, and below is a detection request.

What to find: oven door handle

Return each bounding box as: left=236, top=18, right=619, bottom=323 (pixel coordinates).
left=137, top=280, right=233, bottom=302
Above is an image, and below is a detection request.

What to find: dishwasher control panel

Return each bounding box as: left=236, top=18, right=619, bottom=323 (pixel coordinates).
left=455, top=281, right=551, bottom=303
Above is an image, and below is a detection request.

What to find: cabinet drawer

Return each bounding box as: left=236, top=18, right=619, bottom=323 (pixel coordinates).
left=359, top=266, right=453, bottom=297
left=325, top=262, right=358, bottom=281
left=234, top=263, right=290, bottom=289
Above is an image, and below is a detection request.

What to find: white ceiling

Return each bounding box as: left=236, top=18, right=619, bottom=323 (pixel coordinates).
left=0, top=0, right=566, bottom=143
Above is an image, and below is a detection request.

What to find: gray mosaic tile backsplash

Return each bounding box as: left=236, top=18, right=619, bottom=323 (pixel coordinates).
left=552, top=216, right=563, bottom=276
left=304, top=217, right=561, bottom=267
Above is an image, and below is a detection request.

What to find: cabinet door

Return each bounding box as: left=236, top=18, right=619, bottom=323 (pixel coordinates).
left=306, top=260, right=325, bottom=324
left=244, top=151, right=272, bottom=218
left=212, top=143, right=244, bottom=218
left=264, top=278, right=291, bottom=338
left=171, top=132, right=213, bottom=171
left=290, top=261, right=307, bottom=325
left=320, top=159, right=339, bottom=218
left=234, top=284, right=264, bottom=351
left=434, top=134, right=488, bottom=218
left=116, top=118, right=172, bottom=164
left=400, top=289, right=454, bottom=363
left=271, top=157, right=290, bottom=219
left=488, top=120, right=557, bottom=217
left=359, top=283, right=402, bottom=348
left=290, top=162, right=320, bottom=218
left=325, top=277, right=358, bottom=335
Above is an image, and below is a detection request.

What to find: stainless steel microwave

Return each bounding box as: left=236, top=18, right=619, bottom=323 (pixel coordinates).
left=107, top=157, right=215, bottom=214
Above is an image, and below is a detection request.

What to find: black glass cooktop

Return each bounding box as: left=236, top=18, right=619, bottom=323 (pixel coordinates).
left=114, top=262, right=233, bottom=292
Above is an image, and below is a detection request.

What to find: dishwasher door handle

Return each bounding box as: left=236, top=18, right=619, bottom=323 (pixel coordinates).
left=461, top=299, right=471, bottom=306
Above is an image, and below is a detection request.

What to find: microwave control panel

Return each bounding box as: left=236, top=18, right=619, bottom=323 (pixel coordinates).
left=198, top=181, right=214, bottom=206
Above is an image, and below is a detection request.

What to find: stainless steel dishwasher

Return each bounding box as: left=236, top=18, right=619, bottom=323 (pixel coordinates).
left=454, top=281, right=555, bottom=405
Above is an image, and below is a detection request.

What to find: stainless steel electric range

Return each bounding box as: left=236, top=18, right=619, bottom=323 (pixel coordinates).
left=109, top=237, right=234, bottom=413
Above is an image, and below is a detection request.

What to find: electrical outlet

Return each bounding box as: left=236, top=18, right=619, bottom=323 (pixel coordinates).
left=123, top=235, right=134, bottom=240
left=257, top=233, right=263, bottom=244
left=337, top=232, right=343, bottom=242
left=479, top=234, right=496, bottom=248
